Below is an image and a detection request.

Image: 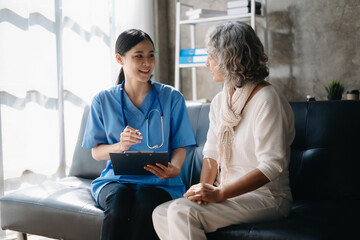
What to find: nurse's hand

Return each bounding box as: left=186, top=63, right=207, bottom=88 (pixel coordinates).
left=144, top=162, right=181, bottom=180
left=119, top=126, right=142, bottom=152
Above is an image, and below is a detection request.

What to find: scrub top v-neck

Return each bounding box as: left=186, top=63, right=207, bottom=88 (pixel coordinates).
left=82, top=81, right=196, bottom=201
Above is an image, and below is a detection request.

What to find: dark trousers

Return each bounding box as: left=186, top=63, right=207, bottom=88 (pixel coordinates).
left=97, top=182, right=172, bottom=240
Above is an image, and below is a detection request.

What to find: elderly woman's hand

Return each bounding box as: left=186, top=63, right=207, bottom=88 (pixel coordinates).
left=183, top=183, right=225, bottom=205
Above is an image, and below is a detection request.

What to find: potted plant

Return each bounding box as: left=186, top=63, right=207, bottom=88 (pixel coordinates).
left=325, top=79, right=344, bottom=100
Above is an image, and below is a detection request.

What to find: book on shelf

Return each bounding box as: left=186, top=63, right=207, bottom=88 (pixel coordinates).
left=227, top=0, right=249, bottom=8
left=180, top=48, right=207, bottom=56
left=188, top=13, right=227, bottom=20
left=227, top=0, right=261, bottom=9
left=227, top=7, right=249, bottom=15
left=186, top=9, right=227, bottom=16
left=227, top=0, right=261, bottom=16
left=179, top=55, right=207, bottom=64
left=179, top=47, right=208, bottom=64
left=186, top=8, right=227, bottom=20
left=227, top=7, right=261, bottom=15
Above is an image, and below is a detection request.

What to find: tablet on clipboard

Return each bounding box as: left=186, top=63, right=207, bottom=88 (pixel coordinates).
left=110, top=151, right=169, bottom=175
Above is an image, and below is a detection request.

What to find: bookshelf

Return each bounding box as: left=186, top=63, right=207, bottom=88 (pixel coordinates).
left=175, top=0, right=268, bottom=101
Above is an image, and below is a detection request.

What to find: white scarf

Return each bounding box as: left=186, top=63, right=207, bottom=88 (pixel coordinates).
left=217, top=81, right=258, bottom=185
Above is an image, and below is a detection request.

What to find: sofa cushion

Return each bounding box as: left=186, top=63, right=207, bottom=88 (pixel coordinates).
left=0, top=177, right=102, bottom=240
left=207, top=199, right=359, bottom=240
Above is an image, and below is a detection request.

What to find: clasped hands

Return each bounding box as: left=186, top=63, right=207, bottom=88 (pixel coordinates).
left=184, top=183, right=225, bottom=205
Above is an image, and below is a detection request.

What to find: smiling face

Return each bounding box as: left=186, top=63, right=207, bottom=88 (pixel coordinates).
left=206, top=54, right=224, bottom=83
left=116, top=39, right=155, bottom=84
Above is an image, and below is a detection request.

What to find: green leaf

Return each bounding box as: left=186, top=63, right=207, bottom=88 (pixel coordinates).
left=325, top=79, right=344, bottom=97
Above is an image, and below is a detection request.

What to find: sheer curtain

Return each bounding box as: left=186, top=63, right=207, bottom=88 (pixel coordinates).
left=0, top=0, right=154, bottom=236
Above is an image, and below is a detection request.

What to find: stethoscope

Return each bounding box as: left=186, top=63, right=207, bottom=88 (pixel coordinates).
left=119, top=80, right=164, bottom=149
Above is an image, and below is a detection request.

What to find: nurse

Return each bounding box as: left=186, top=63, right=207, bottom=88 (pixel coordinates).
left=82, top=29, right=195, bottom=240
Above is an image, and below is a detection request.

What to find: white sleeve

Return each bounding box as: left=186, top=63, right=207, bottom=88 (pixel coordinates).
left=202, top=96, right=220, bottom=162
left=255, top=96, right=294, bottom=182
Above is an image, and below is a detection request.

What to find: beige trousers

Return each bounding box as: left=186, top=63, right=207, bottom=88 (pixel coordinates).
left=152, top=192, right=291, bottom=240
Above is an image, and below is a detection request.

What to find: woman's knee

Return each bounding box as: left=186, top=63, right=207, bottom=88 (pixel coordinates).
left=102, top=184, right=134, bottom=215
left=167, top=198, right=197, bottom=221
left=152, top=200, right=172, bottom=222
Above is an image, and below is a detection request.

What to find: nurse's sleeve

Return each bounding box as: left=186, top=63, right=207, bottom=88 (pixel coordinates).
left=82, top=96, right=108, bottom=149
left=170, top=96, right=196, bottom=149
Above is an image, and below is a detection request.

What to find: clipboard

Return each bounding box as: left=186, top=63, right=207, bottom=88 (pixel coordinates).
left=109, top=151, right=169, bottom=175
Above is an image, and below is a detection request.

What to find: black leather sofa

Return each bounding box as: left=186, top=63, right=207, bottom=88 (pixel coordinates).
left=206, top=100, right=360, bottom=240
left=1, top=100, right=359, bottom=240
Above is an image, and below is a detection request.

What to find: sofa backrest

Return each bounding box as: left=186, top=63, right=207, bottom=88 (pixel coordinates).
left=69, top=100, right=360, bottom=201
left=180, top=102, right=210, bottom=189
left=69, top=106, right=107, bottom=179
left=289, top=101, right=360, bottom=201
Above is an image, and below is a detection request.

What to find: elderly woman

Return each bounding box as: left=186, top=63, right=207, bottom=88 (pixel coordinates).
left=152, top=21, right=295, bottom=240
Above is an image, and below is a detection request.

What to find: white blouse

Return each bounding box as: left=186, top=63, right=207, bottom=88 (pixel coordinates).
left=203, top=85, right=295, bottom=200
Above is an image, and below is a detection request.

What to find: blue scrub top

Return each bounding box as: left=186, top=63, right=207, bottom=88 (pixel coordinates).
left=82, top=81, right=196, bottom=201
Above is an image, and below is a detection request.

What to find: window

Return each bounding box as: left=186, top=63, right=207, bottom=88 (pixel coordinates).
left=0, top=0, right=154, bottom=236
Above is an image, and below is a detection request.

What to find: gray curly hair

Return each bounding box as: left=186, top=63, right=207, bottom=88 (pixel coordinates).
left=206, top=21, right=269, bottom=88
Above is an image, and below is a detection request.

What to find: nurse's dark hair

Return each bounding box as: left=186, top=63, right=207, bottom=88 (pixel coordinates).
left=206, top=21, right=269, bottom=87
left=115, top=29, right=154, bottom=85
